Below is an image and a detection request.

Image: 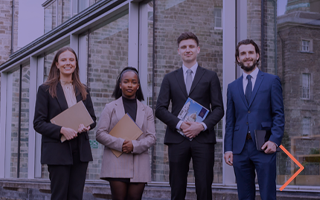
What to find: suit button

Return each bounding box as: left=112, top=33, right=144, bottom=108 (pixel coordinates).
left=248, top=111, right=251, bottom=113
left=246, top=122, right=248, bottom=124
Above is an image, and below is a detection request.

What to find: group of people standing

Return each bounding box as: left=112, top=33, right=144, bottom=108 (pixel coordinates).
left=33, top=31, right=284, bottom=200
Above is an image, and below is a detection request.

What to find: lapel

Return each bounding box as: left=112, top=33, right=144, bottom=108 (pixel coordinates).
left=136, top=100, right=145, bottom=129
left=56, top=82, right=69, bottom=111
left=248, top=70, right=264, bottom=107
left=174, top=67, right=188, bottom=97
left=237, top=76, right=248, bottom=108
left=114, top=97, right=145, bottom=129
left=189, top=65, right=205, bottom=95
left=115, top=97, right=126, bottom=122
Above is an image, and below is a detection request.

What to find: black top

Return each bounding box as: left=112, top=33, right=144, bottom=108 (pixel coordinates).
left=122, top=96, right=137, bottom=122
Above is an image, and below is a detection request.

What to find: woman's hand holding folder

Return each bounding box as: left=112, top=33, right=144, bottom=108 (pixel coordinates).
left=61, top=127, right=78, bottom=140
left=61, top=124, right=90, bottom=141
left=78, top=124, right=90, bottom=133
left=122, top=140, right=133, bottom=153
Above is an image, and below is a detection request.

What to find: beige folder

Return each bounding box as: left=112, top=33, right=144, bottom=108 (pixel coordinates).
left=50, top=101, right=94, bottom=142
left=109, top=113, right=143, bottom=157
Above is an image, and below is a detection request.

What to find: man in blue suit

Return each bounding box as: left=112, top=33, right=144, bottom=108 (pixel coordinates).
left=224, top=39, right=284, bottom=200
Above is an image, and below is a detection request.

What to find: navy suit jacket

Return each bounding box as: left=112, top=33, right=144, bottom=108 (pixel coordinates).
left=224, top=70, right=284, bottom=154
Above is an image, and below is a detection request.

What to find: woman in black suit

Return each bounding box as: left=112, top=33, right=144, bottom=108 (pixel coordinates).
left=33, top=47, right=96, bottom=200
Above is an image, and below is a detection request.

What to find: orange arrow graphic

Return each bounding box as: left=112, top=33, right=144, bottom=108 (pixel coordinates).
left=279, top=145, right=304, bottom=191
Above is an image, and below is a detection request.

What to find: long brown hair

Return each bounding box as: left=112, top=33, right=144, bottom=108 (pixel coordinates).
left=44, top=47, right=87, bottom=100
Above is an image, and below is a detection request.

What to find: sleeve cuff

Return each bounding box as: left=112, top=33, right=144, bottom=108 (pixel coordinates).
left=176, top=120, right=183, bottom=130
left=201, top=122, right=207, bottom=131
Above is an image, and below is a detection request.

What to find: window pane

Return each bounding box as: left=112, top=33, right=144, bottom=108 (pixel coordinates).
left=153, top=0, right=223, bottom=183
left=89, top=0, right=101, bottom=7
left=19, top=64, right=30, bottom=178
left=278, top=1, right=319, bottom=186
left=301, top=73, right=310, bottom=99
left=58, top=0, right=71, bottom=25
left=86, top=11, right=129, bottom=180
left=9, top=69, right=20, bottom=178
left=79, top=0, right=89, bottom=13
left=302, top=40, right=310, bottom=52
left=44, top=2, right=56, bottom=33
left=302, top=118, right=311, bottom=136
left=214, top=8, right=222, bottom=28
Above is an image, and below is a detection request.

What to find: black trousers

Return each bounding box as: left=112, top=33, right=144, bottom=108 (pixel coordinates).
left=48, top=151, right=88, bottom=200
left=168, top=139, right=215, bottom=200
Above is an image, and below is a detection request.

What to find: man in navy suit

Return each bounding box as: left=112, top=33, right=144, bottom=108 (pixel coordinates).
left=224, top=39, right=284, bottom=200
left=156, top=32, right=224, bottom=200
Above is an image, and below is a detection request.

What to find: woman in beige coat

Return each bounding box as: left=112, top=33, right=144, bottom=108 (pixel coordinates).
left=96, top=67, right=156, bottom=200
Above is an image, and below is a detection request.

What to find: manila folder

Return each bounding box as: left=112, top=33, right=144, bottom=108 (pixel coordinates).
left=50, top=101, right=94, bottom=143
left=109, top=113, right=143, bottom=157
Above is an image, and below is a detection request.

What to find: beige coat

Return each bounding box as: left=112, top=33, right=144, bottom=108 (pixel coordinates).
left=96, top=97, right=156, bottom=182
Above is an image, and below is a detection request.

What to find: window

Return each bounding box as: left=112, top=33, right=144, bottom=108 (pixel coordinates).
left=302, top=117, right=311, bottom=136
left=214, top=7, right=222, bottom=28
left=44, top=1, right=57, bottom=33
left=301, top=39, right=312, bottom=52
left=301, top=73, right=310, bottom=99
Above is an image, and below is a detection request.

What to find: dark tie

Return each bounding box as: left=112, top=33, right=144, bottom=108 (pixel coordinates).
left=245, top=75, right=252, bottom=104
left=186, top=69, right=192, bottom=94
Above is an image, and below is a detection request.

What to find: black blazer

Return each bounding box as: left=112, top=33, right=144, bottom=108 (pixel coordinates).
left=155, top=66, right=224, bottom=144
left=33, top=82, right=96, bottom=165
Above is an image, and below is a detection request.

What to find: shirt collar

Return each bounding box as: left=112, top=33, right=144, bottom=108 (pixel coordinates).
left=182, top=62, right=198, bottom=74
left=243, top=67, right=259, bottom=80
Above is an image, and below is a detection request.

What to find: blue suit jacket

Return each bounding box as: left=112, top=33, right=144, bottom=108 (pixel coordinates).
left=224, top=70, right=284, bottom=154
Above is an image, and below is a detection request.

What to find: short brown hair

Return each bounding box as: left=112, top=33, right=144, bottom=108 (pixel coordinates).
left=235, top=39, right=260, bottom=65
left=177, top=32, right=199, bottom=46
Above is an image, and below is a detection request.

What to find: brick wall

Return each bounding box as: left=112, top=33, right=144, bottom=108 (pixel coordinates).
left=0, top=0, right=19, bottom=64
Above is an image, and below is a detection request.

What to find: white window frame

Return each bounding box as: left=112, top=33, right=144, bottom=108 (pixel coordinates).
left=222, top=0, right=236, bottom=185
left=44, top=0, right=58, bottom=33
left=301, top=39, right=313, bottom=52
left=302, top=117, right=311, bottom=136
left=301, top=73, right=310, bottom=100
left=214, top=7, right=222, bottom=29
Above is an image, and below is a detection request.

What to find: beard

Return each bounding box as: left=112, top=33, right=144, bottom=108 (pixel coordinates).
left=239, top=60, right=258, bottom=72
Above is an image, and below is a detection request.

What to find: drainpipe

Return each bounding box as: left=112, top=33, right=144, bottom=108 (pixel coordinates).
left=261, top=0, right=265, bottom=71
left=151, top=0, right=155, bottom=180
left=17, top=64, right=22, bottom=178
left=274, top=0, right=277, bottom=76
left=10, top=0, right=15, bottom=54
